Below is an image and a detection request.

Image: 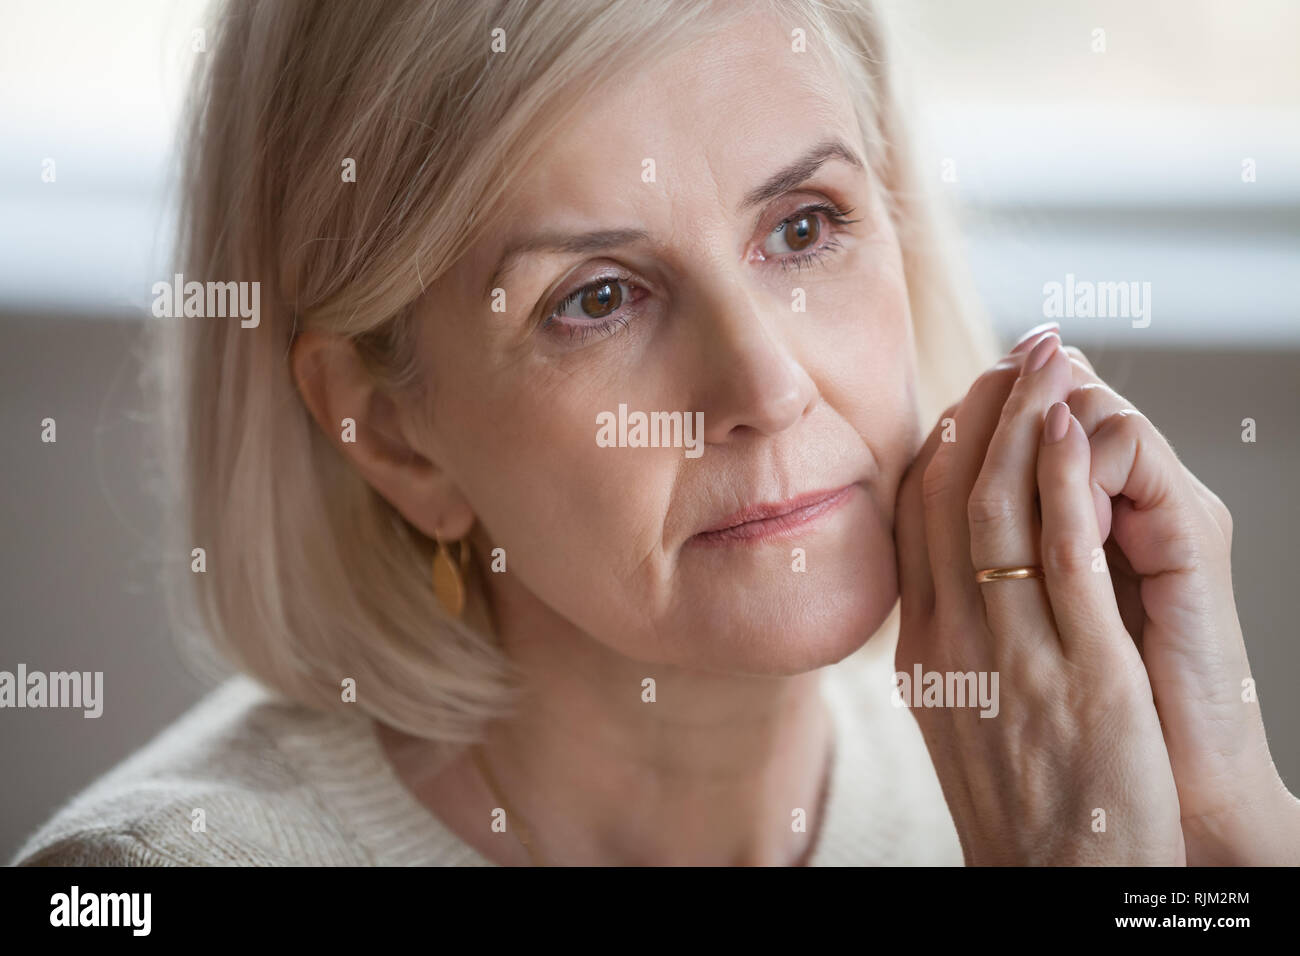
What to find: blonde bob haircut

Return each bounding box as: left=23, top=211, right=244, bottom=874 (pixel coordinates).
left=157, top=0, right=1000, bottom=746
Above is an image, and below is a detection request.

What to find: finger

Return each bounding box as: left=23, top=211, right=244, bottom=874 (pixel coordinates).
left=1063, top=344, right=1097, bottom=375
left=1014, top=334, right=1102, bottom=383
left=896, top=401, right=959, bottom=614
left=1064, top=381, right=1135, bottom=436
left=1067, top=381, right=1228, bottom=545
left=1181, top=469, right=1233, bottom=549
left=968, top=333, right=1076, bottom=643
left=921, top=359, right=1021, bottom=622
left=1036, top=401, right=1127, bottom=660
left=1062, top=381, right=1140, bottom=541
left=1008, top=321, right=1060, bottom=354
left=1085, top=410, right=1213, bottom=577
left=1010, top=332, right=1096, bottom=384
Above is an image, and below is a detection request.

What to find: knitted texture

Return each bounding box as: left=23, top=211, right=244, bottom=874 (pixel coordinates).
left=12, top=640, right=962, bottom=867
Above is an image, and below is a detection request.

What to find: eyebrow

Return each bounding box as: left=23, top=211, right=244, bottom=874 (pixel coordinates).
left=485, top=228, right=650, bottom=297
left=482, top=137, right=865, bottom=297
left=738, top=137, right=864, bottom=211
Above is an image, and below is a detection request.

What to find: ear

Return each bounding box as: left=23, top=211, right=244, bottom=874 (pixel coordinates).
left=289, top=329, right=475, bottom=541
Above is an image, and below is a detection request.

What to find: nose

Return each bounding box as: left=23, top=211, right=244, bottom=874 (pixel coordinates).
left=687, top=273, right=819, bottom=444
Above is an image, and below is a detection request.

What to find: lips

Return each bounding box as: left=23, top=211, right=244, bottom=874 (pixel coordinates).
left=692, top=484, right=857, bottom=545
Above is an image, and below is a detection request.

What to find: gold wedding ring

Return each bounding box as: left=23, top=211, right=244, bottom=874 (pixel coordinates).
left=974, top=566, right=1044, bottom=583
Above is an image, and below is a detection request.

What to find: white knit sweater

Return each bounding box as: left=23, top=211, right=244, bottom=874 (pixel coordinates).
left=11, top=637, right=963, bottom=866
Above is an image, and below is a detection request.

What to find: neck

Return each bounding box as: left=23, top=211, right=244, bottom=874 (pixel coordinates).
left=489, top=632, right=836, bottom=866
left=384, top=575, right=838, bottom=866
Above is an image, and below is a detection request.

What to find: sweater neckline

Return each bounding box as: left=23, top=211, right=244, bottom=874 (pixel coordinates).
left=276, top=660, right=887, bottom=866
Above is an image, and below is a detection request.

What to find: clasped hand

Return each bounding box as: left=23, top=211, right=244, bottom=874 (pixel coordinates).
left=894, top=324, right=1300, bottom=866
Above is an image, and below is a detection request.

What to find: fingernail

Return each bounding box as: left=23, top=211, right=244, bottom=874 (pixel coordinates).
left=1011, top=321, right=1060, bottom=353
left=1043, top=401, right=1071, bottom=444
left=1022, top=332, right=1061, bottom=374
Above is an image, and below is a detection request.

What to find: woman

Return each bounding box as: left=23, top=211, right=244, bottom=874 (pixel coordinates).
left=13, top=0, right=1298, bottom=866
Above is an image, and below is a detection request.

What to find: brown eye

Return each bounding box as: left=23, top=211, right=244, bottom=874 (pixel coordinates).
left=764, top=213, right=821, bottom=256
left=541, top=270, right=642, bottom=344
left=576, top=281, right=622, bottom=319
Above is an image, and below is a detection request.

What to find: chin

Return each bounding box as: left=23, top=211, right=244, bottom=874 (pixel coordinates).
left=667, top=536, right=900, bottom=676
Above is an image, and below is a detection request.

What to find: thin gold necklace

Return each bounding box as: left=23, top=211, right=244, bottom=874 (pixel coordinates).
left=471, top=730, right=835, bottom=867
left=472, top=743, right=546, bottom=866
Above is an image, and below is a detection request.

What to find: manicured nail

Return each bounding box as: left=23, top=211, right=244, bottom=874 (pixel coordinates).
left=1022, top=332, right=1061, bottom=374
left=1043, top=401, right=1071, bottom=444
left=1011, top=321, right=1060, bottom=353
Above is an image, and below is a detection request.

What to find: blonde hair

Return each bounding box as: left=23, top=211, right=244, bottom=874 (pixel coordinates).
left=156, top=0, right=999, bottom=745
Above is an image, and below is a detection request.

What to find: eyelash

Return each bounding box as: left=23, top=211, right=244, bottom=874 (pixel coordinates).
left=772, top=202, right=860, bottom=273
left=539, top=201, right=861, bottom=343
left=540, top=270, right=639, bottom=343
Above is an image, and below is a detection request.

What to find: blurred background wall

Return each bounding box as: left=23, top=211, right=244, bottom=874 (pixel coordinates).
left=1, top=0, right=1297, bottom=860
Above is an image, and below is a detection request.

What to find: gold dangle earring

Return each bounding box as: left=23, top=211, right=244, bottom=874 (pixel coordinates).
left=432, top=535, right=471, bottom=618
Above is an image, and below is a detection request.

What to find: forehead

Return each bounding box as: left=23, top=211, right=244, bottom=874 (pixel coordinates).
left=498, top=9, right=862, bottom=232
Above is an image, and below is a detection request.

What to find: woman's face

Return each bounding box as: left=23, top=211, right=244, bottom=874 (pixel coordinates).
left=418, top=11, right=920, bottom=674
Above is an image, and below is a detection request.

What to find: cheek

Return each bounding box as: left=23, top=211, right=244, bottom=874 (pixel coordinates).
left=812, top=240, right=916, bottom=483
left=433, top=360, right=676, bottom=628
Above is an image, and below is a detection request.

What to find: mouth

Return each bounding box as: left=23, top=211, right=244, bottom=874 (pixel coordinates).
left=690, top=484, right=858, bottom=547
